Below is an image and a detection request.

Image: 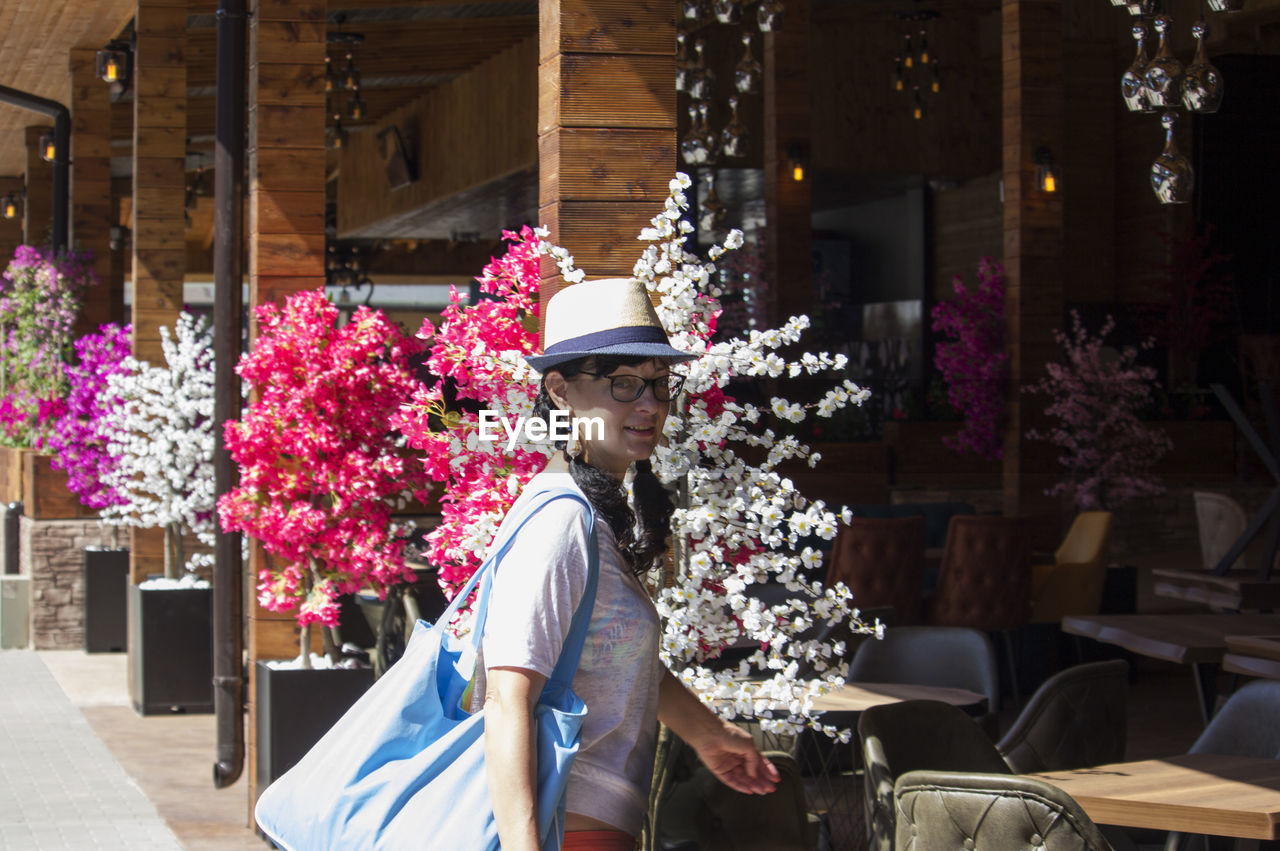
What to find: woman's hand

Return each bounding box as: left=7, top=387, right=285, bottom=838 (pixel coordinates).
left=688, top=720, right=780, bottom=796
left=657, top=670, right=779, bottom=796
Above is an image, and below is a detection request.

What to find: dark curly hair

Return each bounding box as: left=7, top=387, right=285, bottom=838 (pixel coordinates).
left=533, top=355, right=675, bottom=577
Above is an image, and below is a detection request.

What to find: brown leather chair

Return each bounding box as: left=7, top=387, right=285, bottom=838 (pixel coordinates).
left=925, top=515, right=1031, bottom=708
left=827, top=516, right=926, bottom=625
left=894, top=770, right=1114, bottom=851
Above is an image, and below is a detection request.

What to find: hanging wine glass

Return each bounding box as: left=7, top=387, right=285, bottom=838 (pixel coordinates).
left=721, top=96, right=748, bottom=158
left=675, top=31, right=691, bottom=94
left=1143, top=14, right=1184, bottom=109
left=1108, top=0, right=1127, bottom=6
left=1126, top=0, right=1157, bottom=15
left=681, top=105, right=710, bottom=165
left=1151, top=111, right=1194, bottom=205
left=757, top=0, right=784, bottom=33
left=687, top=39, right=716, bottom=101
left=735, top=32, right=762, bottom=94
left=681, top=0, right=704, bottom=25
left=713, top=0, right=740, bottom=25
left=699, top=171, right=727, bottom=241
left=1121, top=21, right=1154, bottom=112
left=697, top=102, right=718, bottom=162
left=1182, top=17, right=1224, bottom=113
left=1207, top=0, right=1244, bottom=10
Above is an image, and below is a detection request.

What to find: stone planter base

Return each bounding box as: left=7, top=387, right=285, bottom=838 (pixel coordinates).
left=128, top=584, right=213, bottom=715
left=254, top=661, right=375, bottom=792
left=83, top=548, right=129, bottom=653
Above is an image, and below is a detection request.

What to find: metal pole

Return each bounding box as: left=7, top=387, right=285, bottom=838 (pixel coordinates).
left=212, top=0, right=247, bottom=790
left=0, top=86, right=70, bottom=254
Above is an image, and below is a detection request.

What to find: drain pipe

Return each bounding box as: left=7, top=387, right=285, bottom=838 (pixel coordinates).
left=0, top=86, right=69, bottom=254
left=212, top=0, right=247, bottom=790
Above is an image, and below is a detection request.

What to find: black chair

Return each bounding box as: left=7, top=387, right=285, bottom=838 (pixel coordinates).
left=846, top=625, right=1001, bottom=720
left=998, top=660, right=1129, bottom=774
left=894, top=770, right=1114, bottom=851
left=859, top=700, right=1012, bottom=851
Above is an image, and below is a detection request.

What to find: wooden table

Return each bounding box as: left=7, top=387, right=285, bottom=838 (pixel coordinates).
left=1061, top=613, right=1280, bottom=723
left=1031, top=754, right=1280, bottom=840
left=1152, top=567, right=1280, bottom=611
left=1223, top=634, right=1280, bottom=680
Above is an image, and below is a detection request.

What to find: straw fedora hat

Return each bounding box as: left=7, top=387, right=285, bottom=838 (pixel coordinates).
left=525, top=277, right=698, bottom=372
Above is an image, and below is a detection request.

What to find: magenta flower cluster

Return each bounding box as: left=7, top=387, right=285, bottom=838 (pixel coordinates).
left=0, top=245, right=98, bottom=447
left=1025, top=312, right=1173, bottom=512
left=930, top=258, right=1008, bottom=461
left=46, top=324, right=132, bottom=510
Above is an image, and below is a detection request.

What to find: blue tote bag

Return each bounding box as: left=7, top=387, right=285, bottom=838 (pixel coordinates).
left=255, top=488, right=598, bottom=851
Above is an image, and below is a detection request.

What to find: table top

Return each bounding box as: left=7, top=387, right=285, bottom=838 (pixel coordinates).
left=1060, top=613, right=1280, bottom=664
left=1152, top=567, right=1280, bottom=611
left=1222, top=635, right=1280, bottom=680
left=1031, top=754, right=1280, bottom=840
left=809, top=682, right=987, bottom=714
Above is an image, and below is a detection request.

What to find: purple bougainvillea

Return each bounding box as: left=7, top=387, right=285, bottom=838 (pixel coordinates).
left=46, top=324, right=132, bottom=509
left=931, top=258, right=1008, bottom=461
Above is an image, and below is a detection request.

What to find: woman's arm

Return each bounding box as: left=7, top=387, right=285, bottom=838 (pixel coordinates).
left=484, top=666, right=548, bottom=851
left=657, top=669, right=779, bottom=795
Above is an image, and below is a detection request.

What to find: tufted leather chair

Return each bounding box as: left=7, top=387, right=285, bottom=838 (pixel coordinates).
left=1030, top=512, right=1113, bottom=624
left=859, top=700, right=1012, bottom=851
left=997, top=660, right=1129, bottom=775
left=926, top=515, right=1030, bottom=707
left=828, top=517, right=927, bottom=625
left=894, top=770, right=1114, bottom=851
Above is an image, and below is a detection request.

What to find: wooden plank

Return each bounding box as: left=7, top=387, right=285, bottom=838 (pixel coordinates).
left=133, top=126, right=186, bottom=159
left=250, top=63, right=326, bottom=107
left=250, top=105, right=326, bottom=150
left=254, top=0, right=326, bottom=22
left=1032, top=755, right=1280, bottom=840
left=250, top=232, right=326, bottom=277
left=537, top=200, right=663, bottom=278
left=538, top=127, right=674, bottom=202
left=539, top=54, right=675, bottom=132
left=23, top=453, right=97, bottom=520
left=251, top=21, right=326, bottom=64
left=250, top=148, right=326, bottom=194
left=540, top=0, right=675, bottom=60
left=251, top=188, right=326, bottom=236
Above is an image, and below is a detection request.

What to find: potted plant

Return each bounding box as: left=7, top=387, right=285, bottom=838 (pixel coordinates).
left=46, top=323, right=132, bottom=652
left=218, top=290, right=433, bottom=787
left=100, top=313, right=217, bottom=714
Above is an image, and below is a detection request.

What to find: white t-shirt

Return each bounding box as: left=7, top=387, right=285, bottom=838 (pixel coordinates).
left=475, top=471, right=664, bottom=837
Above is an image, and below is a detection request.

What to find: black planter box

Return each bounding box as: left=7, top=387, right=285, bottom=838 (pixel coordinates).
left=255, top=661, right=375, bottom=791
left=83, top=548, right=129, bottom=653
left=128, top=584, right=214, bottom=715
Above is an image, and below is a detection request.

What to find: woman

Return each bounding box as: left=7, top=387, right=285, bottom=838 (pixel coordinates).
left=475, top=277, right=778, bottom=851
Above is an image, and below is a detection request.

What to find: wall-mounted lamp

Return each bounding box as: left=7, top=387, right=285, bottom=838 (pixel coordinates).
left=785, top=143, right=806, bottom=182
left=95, top=38, right=134, bottom=102
left=2, top=190, right=22, bottom=221
left=348, top=90, right=366, bottom=121
left=1033, top=146, right=1060, bottom=193
left=327, top=115, right=348, bottom=151
left=39, top=130, right=57, bottom=164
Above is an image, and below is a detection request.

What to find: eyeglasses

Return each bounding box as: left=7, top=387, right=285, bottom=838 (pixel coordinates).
left=579, top=371, right=686, bottom=402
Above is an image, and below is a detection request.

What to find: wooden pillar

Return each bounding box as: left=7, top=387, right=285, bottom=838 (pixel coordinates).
left=536, top=0, right=676, bottom=298
left=1001, top=0, right=1065, bottom=546
left=130, top=0, right=188, bottom=582
left=70, top=48, right=116, bottom=336
left=763, top=0, right=812, bottom=326
left=246, top=0, right=327, bottom=804
left=23, top=126, right=54, bottom=247
left=0, top=177, right=23, bottom=264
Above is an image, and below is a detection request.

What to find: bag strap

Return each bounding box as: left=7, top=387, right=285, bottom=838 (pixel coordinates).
left=435, top=487, right=600, bottom=695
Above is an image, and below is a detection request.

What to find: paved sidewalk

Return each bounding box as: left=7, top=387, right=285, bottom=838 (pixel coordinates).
left=0, top=649, right=182, bottom=850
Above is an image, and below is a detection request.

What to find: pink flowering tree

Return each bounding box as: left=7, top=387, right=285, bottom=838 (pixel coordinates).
left=392, top=227, right=550, bottom=597
left=46, top=323, right=133, bottom=516
left=0, top=246, right=99, bottom=447
left=219, top=291, right=434, bottom=667
left=930, top=258, right=1007, bottom=461
left=1025, top=312, right=1173, bottom=511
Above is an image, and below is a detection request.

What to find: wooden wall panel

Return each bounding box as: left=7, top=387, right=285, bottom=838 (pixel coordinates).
left=337, top=37, right=538, bottom=238
left=931, top=172, right=1003, bottom=304
left=24, top=126, right=54, bottom=247
left=1002, top=0, right=1066, bottom=547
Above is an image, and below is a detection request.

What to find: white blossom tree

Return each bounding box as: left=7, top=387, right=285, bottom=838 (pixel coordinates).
left=101, top=313, right=217, bottom=579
